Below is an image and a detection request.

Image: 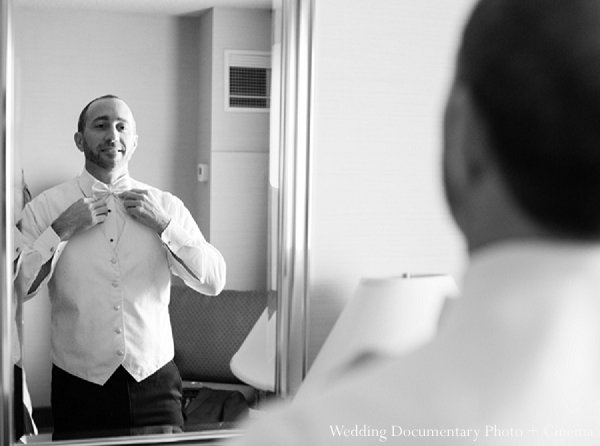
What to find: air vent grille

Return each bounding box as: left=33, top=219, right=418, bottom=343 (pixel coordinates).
left=225, top=50, right=271, bottom=112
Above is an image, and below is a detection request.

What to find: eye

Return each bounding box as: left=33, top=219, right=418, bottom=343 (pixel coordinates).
left=94, top=123, right=106, bottom=129
left=117, top=123, right=129, bottom=132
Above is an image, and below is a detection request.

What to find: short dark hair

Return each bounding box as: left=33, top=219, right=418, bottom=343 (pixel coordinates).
left=458, top=0, right=600, bottom=237
left=77, top=94, right=122, bottom=133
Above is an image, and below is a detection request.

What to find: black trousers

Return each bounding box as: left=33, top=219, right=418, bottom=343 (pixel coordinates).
left=51, top=361, right=184, bottom=440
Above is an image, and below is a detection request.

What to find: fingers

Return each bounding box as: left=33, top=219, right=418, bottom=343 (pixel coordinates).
left=117, top=190, right=168, bottom=234
left=56, top=198, right=108, bottom=239
left=84, top=197, right=108, bottom=219
left=119, top=189, right=148, bottom=201
left=91, top=199, right=108, bottom=213
left=119, top=190, right=155, bottom=213
left=122, top=199, right=143, bottom=212
left=119, top=190, right=143, bottom=206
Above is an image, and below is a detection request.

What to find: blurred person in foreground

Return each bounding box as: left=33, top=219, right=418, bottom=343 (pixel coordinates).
left=229, top=0, right=600, bottom=444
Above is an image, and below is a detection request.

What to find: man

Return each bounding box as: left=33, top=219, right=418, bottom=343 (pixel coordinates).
left=17, top=95, right=226, bottom=439
left=230, top=0, right=600, bottom=444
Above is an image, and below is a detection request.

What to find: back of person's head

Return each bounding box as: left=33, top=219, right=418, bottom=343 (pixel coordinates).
left=458, top=0, right=600, bottom=238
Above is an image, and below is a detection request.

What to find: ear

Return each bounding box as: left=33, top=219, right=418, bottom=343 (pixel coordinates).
left=443, top=81, right=497, bottom=234
left=463, top=88, right=494, bottom=183
left=74, top=132, right=84, bottom=152
left=128, top=134, right=139, bottom=159
left=444, top=82, right=493, bottom=187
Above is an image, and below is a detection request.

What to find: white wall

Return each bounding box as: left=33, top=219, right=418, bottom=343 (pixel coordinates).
left=196, top=10, right=214, bottom=238
left=199, top=8, right=272, bottom=290
left=306, top=0, right=476, bottom=365
left=210, top=8, right=271, bottom=153
left=13, top=9, right=201, bottom=212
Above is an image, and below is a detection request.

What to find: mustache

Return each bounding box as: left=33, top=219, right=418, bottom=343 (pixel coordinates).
left=98, top=143, right=125, bottom=152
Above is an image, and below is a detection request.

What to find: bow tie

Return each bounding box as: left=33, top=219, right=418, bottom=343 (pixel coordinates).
left=91, top=176, right=132, bottom=200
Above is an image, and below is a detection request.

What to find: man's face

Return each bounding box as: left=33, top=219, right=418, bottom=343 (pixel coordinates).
left=75, top=98, right=138, bottom=172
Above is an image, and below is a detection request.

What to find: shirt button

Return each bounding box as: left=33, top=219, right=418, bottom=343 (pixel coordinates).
left=112, top=281, right=119, bottom=288
left=114, top=327, right=122, bottom=334
left=117, top=350, right=124, bottom=356
left=113, top=305, right=121, bottom=311
left=110, top=258, right=117, bottom=264
left=50, top=247, right=55, bottom=253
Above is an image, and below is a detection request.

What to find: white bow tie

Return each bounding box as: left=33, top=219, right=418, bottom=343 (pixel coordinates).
left=91, top=176, right=132, bottom=200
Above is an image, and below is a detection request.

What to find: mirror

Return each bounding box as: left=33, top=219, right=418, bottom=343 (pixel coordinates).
left=0, top=0, right=313, bottom=444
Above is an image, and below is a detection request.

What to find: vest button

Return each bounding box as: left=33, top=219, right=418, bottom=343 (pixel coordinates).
left=117, top=350, right=124, bottom=356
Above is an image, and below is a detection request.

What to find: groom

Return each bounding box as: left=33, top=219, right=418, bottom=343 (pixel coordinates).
left=17, top=95, right=226, bottom=439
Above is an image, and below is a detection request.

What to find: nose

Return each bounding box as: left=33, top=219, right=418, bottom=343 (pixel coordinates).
left=105, top=125, right=119, bottom=143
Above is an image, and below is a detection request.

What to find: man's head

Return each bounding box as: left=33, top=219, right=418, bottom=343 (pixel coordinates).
left=74, top=95, right=138, bottom=177
left=444, top=0, right=600, bottom=245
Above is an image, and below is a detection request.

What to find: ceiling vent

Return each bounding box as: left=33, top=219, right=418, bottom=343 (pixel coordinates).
left=225, top=50, right=271, bottom=112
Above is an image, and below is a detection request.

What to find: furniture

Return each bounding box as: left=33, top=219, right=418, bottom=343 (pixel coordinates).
left=295, top=274, right=459, bottom=401
left=168, top=285, right=274, bottom=430
left=229, top=307, right=276, bottom=391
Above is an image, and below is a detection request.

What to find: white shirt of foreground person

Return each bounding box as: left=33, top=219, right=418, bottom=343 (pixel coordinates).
left=231, top=242, right=600, bottom=445
left=18, top=169, right=226, bottom=385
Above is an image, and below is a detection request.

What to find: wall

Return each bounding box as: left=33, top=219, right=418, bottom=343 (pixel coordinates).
left=196, top=11, right=214, bottom=238
left=198, top=8, right=272, bottom=290
left=13, top=9, right=200, bottom=212
left=306, top=0, right=476, bottom=365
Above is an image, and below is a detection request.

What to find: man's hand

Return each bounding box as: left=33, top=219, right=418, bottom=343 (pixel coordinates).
left=119, top=189, right=171, bottom=234
left=52, top=197, right=109, bottom=241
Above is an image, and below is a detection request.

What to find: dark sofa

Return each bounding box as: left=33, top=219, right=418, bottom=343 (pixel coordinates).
left=168, top=285, right=273, bottom=430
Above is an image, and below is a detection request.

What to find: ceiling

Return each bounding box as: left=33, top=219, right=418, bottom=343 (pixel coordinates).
left=14, top=0, right=272, bottom=16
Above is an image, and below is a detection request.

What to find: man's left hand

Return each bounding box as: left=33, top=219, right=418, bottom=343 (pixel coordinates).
left=119, top=189, right=171, bottom=234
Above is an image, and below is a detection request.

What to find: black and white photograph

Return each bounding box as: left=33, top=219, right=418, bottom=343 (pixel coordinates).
left=1, top=0, right=600, bottom=445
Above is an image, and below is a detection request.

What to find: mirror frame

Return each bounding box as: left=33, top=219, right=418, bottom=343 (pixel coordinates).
left=0, top=0, right=314, bottom=444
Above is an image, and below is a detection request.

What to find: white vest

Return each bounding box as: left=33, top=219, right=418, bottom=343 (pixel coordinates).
left=49, top=202, right=175, bottom=384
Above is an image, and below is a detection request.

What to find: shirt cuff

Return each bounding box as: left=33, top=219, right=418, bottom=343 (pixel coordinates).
left=33, top=226, right=64, bottom=263
left=160, top=219, right=191, bottom=253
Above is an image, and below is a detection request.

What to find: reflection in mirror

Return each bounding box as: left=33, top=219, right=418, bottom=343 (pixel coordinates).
left=10, top=0, right=281, bottom=443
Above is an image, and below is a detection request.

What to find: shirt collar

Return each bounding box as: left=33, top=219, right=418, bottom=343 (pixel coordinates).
left=435, top=239, right=600, bottom=345
left=462, top=240, right=600, bottom=303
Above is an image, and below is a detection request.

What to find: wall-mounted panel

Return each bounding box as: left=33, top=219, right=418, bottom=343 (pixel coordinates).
left=211, top=152, right=269, bottom=290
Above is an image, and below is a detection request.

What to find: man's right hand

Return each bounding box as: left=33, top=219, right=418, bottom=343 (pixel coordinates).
left=51, top=197, right=109, bottom=241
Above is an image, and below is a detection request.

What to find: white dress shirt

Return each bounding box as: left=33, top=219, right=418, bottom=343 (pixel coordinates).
left=232, top=241, right=600, bottom=445
left=18, top=170, right=226, bottom=385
